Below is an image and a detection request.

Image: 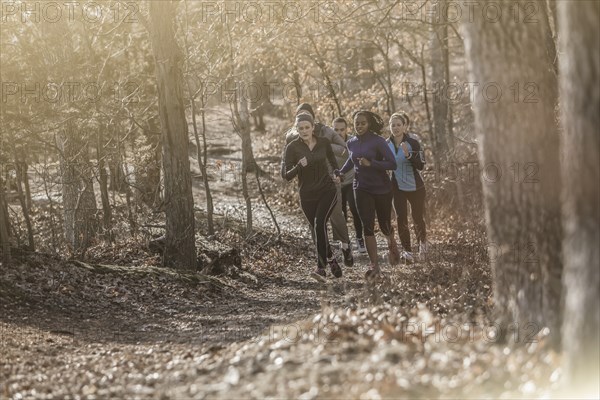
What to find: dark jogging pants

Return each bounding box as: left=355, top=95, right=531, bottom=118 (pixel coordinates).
left=300, top=188, right=337, bottom=269
left=392, top=181, right=426, bottom=252
left=341, top=183, right=363, bottom=240
left=355, top=189, right=393, bottom=237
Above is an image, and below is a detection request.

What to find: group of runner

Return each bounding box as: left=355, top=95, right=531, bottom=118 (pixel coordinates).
left=281, top=103, right=427, bottom=281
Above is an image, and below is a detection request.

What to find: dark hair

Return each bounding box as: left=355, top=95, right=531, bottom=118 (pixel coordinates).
left=352, top=110, right=385, bottom=134
left=390, top=111, right=410, bottom=126
left=332, top=117, right=347, bottom=127
left=296, top=103, right=315, bottom=119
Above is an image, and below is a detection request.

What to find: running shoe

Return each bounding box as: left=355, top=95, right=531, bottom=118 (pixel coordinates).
left=400, top=251, right=415, bottom=264
left=311, top=268, right=327, bottom=282
left=365, top=265, right=380, bottom=280
left=356, top=238, right=367, bottom=254
left=342, top=246, right=354, bottom=267
left=328, top=258, right=343, bottom=278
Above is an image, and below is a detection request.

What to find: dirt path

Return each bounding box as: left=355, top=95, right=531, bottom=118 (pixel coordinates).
left=0, top=226, right=415, bottom=398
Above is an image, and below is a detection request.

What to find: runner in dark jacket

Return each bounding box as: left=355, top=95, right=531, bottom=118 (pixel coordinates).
left=285, top=103, right=354, bottom=267
left=282, top=113, right=343, bottom=281
left=336, top=111, right=401, bottom=279
left=333, top=117, right=365, bottom=254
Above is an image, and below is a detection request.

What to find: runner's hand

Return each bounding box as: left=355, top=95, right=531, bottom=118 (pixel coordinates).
left=298, top=157, right=308, bottom=167
left=400, top=142, right=409, bottom=157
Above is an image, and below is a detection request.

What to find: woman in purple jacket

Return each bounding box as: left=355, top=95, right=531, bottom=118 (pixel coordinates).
left=336, top=111, right=401, bottom=279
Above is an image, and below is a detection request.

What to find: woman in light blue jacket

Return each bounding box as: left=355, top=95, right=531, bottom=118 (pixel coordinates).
left=387, top=112, right=427, bottom=263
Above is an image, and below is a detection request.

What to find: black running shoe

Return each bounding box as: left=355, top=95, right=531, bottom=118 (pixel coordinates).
left=342, top=246, right=354, bottom=267
left=328, top=258, right=343, bottom=278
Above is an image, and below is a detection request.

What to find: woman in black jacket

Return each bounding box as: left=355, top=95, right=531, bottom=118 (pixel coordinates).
left=281, top=113, right=342, bottom=281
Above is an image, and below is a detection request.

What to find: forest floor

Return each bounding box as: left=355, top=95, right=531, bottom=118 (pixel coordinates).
left=1, top=113, right=563, bottom=399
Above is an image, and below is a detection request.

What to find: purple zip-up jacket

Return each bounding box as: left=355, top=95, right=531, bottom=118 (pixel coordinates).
left=339, top=131, right=397, bottom=194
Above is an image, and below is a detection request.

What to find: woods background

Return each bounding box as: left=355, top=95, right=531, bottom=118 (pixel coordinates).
left=0, top=0, right=598, bottom=397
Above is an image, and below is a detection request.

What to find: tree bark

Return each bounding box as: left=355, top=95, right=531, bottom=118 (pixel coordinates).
left=0, top=181, right=10, bottom=265
left=431, top=0, right=451, bottom=162
left=148, top=0, right=197, bottom=270
left=137, top=118, right=162, bottom=207
left=97, top=128, right=113, bottom=242
left=13, top=154, right=34, bottom=251
left=20, top=159, right=33, bottom=212
left=419, top=45, right=439, bottom=168
left=558, top=0, right=600, bottom=391
left=234, top=96, right=253, bottom=235
left=462, top=0, right=562, bottom=343
left=190, top=92, right=215, bottom=235
left=541, top=0, right=559, bottom=75
left=58, top=120, right=98, bottom=253
left=360, top=45, right=377, bottom=89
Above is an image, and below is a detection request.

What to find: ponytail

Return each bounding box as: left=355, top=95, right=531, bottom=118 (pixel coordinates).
left=352, top=110, right=385, bottom=134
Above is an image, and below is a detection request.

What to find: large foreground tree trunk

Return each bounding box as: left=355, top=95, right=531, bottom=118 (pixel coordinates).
left=462, top=0, right=562, bottom=343
left=558, top=0, right=600, bottom=392
left=148, top=0, right=196, bottom=270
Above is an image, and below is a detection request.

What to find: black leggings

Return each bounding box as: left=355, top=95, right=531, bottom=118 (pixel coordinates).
left=355, top=189, right=393, bottom=237
left=341, top=184, right=363, bottom=239
left=392, top=182, right=426, bottom=252
left=300, top=189, right=337, bottom=268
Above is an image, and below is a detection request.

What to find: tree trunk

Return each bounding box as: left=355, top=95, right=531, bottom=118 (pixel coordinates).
left=558, top=0, right=599, bottom=391
left=547, top=0, right=558, bottom=39
left=137, top=118, right=162, bottom=207
left=97, top=128, right=113, bottom=242
left=383, top=47, right=396, bottom=113
left=309, top=35, right=343, bottom=118
left=0, top=182, right=10, bottom=265
left=148, top=0, right=197, bottom=270
left=431, top=0, right=451, bottom=162
left=108, top=157, right=127, bottom=193
left=13, top=154, right=34, bottom=251
left=21, top=160, right=33, bottom=212
left=541, top=0, right=559, bottom=75
left=292, top=71, right=302, bottom=107
left=58, top=120, right=98, bottom=253
left=360, top=45, right=377, bottom=89
left=420, top=45, right=438, bottom=168
left=235, top=96, right=253, bottom=235
left=190, top=92, right=215, bottom=235
left=462, top=0, right=562, bottom=343
left=182, top=1, right=215, bottom=236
